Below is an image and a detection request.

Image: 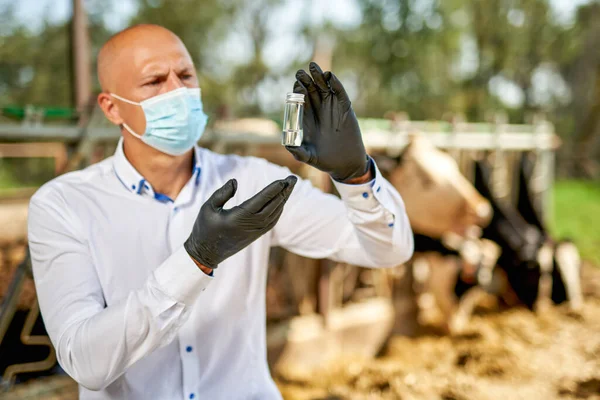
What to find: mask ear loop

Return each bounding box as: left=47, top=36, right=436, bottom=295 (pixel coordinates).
left=109, top=93, right=144, bottom=139
left=121, top=123, right=143, bottom=139
left=110, top=93, right=141, bottom=106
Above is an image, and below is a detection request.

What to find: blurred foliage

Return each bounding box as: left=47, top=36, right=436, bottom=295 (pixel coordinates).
left=0, top=2, right=112, bottom=107
left=1, top=0, right=600, bottom=176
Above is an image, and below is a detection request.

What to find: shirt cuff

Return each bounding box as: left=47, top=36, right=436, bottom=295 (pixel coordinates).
left=153, top=246, right=214, bottom=306
left=332, top=158, right=386, bottom=210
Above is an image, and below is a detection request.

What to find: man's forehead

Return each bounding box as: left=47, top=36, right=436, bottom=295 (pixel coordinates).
left=97, top=25, right=193, bottom=89
left=106, top=30, right=191, bottom=67
left=128, top=42, right=193, bottom=76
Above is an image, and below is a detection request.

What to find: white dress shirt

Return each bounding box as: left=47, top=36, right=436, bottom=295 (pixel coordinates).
left=28, top=139, right=413, bottom=400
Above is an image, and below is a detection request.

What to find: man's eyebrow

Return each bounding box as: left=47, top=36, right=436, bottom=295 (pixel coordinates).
left=175, top=65, right=195, bottom=74
left=139, top=69, right=169, bottom=82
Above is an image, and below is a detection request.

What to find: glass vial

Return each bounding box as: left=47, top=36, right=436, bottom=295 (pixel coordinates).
left=282, top=93, right=304, bottom=146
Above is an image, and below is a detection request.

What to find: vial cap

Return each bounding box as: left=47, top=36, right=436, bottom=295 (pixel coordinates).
left=286, top=93, right=305, bottom=103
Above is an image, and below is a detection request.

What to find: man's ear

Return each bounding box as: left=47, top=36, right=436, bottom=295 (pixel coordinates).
left=97, top=93, right=124, bottom=126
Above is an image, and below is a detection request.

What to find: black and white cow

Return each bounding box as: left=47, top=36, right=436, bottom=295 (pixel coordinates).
left=474, top=156, right=582, bottom=310
left=473, top=158, right=545, bottom=309
left=372, top=144, right=582, bottom=334
left=513, top=153, right=582, bottom=309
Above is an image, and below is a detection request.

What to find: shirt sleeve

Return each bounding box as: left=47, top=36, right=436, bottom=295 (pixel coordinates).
left=270, top=157, right=414, bottom=267
left=27, top=188, right=213, bottom=391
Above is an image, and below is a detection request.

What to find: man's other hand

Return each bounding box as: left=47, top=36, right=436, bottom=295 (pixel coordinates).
left=184, top=176, right=297, bottom=270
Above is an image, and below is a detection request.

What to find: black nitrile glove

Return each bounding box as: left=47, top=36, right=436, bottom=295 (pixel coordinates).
left=286, top=62, right=369, bottom=182
left=184, top=176, right=297, bottom=269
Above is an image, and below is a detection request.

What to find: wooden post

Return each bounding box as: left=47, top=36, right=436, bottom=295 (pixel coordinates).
left=72, top=0, right=92, bottom=115
left=492, top=112, right=509, bottom=201
left=534, top=117, right=555, bottom=225
left=311, top=34, right=335, bottom=72
left=449, top=113, right=464, bottom=162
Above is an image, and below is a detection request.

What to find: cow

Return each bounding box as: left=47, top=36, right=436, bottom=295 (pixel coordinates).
left=370, top=136, right=497, bottom=334
left=472, top=158, right=548, bottom=309
left=513, top=153, right=582, bottom=310
left=473, top=156, right=583, bottom=311
left=373, top=138, right=582, bottom=334
left=380, top=135, right=492, bottom=238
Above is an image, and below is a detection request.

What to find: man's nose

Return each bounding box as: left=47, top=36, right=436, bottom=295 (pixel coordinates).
left=164, top=71, right=186, bottom=92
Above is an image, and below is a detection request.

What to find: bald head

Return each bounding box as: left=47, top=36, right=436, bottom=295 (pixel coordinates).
left=97, top=24, right=193, bottom=93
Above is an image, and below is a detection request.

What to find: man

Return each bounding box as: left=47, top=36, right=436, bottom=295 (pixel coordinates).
left=28, top=24, right=413, bottom=399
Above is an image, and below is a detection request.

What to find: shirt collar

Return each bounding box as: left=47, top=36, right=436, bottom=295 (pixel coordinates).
left=112, top=138, right=202, bottom=201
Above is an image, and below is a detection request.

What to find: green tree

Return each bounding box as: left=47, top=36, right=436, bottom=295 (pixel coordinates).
left=550, top=2, right=600, bottom=177
left=0, top=3, right=112, bottom=109
left=330, top=0, right=463, bottom=120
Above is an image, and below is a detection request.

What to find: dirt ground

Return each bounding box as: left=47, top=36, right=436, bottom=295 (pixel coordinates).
left=276, top=262, right=600, bottom=400
left=4, top=264, right=600, bottom=400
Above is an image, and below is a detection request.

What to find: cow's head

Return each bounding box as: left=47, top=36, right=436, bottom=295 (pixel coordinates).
left=377, top=135, right=492, bottom=239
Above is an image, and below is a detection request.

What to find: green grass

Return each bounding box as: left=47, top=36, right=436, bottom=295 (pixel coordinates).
left=550, top=180, right=600, bottom=265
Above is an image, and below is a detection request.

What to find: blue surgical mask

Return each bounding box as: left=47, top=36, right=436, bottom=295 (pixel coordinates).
left=110, top=87, right=208, bottom=156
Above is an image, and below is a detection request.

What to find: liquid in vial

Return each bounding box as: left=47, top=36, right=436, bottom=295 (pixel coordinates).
left=282, top=93, right=304, bottom=146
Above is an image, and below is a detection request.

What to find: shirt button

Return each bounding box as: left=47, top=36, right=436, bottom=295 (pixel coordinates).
left=186, top=346, right=193, bottom=352
left=174, top=207, right=179, bottom=212
left=388, top=223, right=394, bottom=227
left=376, top=186, right=381, bottom=192
left=189, top=394, right=195, bottom=399
left=362, top=192, right=369, bottom=198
